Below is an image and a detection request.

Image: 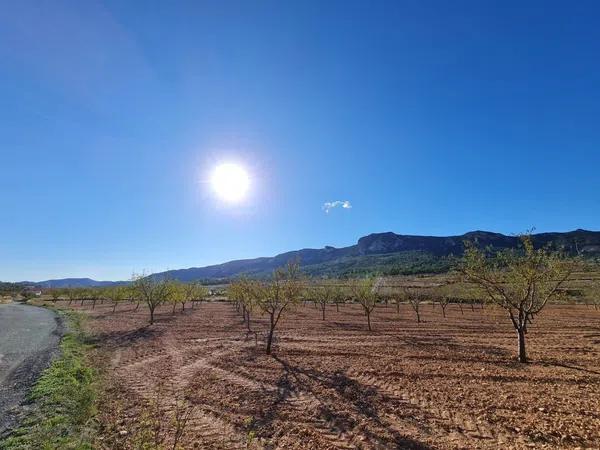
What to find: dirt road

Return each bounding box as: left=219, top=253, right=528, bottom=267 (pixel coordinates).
left=0, top=303, right=63, bottom=435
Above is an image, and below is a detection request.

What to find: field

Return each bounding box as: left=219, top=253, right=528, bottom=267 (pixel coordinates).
left=55, top=299, right=600, bottom=450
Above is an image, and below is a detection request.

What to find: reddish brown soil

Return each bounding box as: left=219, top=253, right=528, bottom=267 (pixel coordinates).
left=64, top=300, right=599, bottom=449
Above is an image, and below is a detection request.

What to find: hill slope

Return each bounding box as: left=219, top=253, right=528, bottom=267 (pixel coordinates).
left=155, top=228, right=600, bottom=281
left=14, top=229, right=599, bottom=286
left=20, top=278, right=127, bottom=288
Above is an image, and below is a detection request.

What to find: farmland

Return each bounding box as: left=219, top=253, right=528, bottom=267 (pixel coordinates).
left=50, top=295, right=600, bottom=449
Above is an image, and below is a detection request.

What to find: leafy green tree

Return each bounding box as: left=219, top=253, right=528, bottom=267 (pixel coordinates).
left=460, top=233, right=577, bottom=363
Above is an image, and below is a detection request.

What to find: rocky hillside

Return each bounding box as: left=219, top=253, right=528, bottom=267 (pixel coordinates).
left=15, top=229, right=599, bottom=286
left=155, top=228, right=600, bottom=281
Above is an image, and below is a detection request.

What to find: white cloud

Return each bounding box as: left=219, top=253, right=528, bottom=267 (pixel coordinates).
left=323, top=200, right=352, bottom=213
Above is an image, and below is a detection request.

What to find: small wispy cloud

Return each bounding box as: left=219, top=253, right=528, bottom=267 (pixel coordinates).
left=323, top=200, right=352, bottom=213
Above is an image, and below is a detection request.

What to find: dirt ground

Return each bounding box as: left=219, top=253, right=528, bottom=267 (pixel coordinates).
left=62, top=300, right=599, bottom=449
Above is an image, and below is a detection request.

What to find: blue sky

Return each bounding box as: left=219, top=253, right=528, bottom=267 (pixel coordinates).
left=1, top=0, right=600, bottom=281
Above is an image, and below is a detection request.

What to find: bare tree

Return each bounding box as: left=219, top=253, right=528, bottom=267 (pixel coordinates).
left=390, top=289, right=407, bottom=316
left=432, top=286, right=451, bottom=318
left=461, top=233, right=577, bottom=363
left=254, top=261, right=303, bottom=354
left=312, top=281, right=338, bottom=321
left=405, top=287, right=425, bottom=323
left=331, top=284, right=346, bottom=312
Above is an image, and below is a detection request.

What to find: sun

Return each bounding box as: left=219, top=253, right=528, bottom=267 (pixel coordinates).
left=210, top=163, right=250, bottom=202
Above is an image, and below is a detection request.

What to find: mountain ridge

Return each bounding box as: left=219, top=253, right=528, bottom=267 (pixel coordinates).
left=14, top=229, right=600, bottom=287
left=156, top=228, right=600, bottom=282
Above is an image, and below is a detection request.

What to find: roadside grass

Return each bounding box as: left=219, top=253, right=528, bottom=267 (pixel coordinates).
left=1, top=310, right=98, bottom=449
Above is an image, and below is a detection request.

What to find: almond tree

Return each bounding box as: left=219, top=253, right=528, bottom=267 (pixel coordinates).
left=351, top=277, right=379, bottom=332
left=47, top=288, right=62, bottom=303
left=389, top=289, right=407, bottom=316
left=66, top=287, right=79, bottom=305
left=405, top=287, right=425, bottom=323
left=106, top=286, right=127, bottom=313
left=132, top=273, right=173, bottom=325
left=90, top=288, right=103, bottom=309
left=331, top=283, right=346, bottom=312
left=461, top=234, right=577, bottom=363
left=255, top=261, right=303, bottom=354
left=228, top=278, right=252, bottom=328
left=432, top=285, right=451, bottom=318
left=169, top=282, right=187, bottom=314
left=186, top=282, right=208, bottom=309
left=313, top=281, right=337, bottom=320
left=437, top=295, right=450, bottom=318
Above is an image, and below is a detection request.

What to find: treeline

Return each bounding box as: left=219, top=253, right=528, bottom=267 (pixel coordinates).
left=0, top=282, right=22, bottom=296
left=45, top=279, right=218, bottom=323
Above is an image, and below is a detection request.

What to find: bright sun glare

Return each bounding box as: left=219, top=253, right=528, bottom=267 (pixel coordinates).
left=210, top=163, right=250, bottom=203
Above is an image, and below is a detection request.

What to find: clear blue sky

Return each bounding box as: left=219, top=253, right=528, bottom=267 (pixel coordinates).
left=2, top=1, right=600, bottom=281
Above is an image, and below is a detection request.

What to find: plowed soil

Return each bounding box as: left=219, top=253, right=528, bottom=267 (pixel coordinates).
left=64, top=301, right=600, bottom=449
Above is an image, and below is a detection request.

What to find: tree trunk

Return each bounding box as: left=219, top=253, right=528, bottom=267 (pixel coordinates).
left=336, top=302, right=339, bottom=312
left=149, top=306, right=155, bottom=325
left=322, top=304, right=326, bottom=320
left=135, top=301, right=140, bottom=311
left=396, top=302, right=400, bottom=315
left=246, top=310, right=251, bottom=331
left=112, top=302, right=117, bottom=313
left=266, top=321, right=275, bottom=354
left=172, top=302, right=176, bottom=314
left=366, top=310, right=372, bottom=331
left=517, top=327, right=527, bottom=363
left=441, top=305, right=447, bottom=318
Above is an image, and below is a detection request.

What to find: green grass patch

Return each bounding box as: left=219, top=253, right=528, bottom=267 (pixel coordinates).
left=1, top=311, right=97, bottom=449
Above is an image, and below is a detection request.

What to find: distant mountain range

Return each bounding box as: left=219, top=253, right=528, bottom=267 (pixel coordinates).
left=19, top=278, right=129, bottom=289
left=15, top=229, right=600, bottom=287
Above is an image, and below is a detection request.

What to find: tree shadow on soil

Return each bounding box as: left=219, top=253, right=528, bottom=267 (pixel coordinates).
left=84, top=326, right=163, bottom=348
left=537, top=359, right=600, bottom=376
left=254, top=355, right=433, bottom=449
